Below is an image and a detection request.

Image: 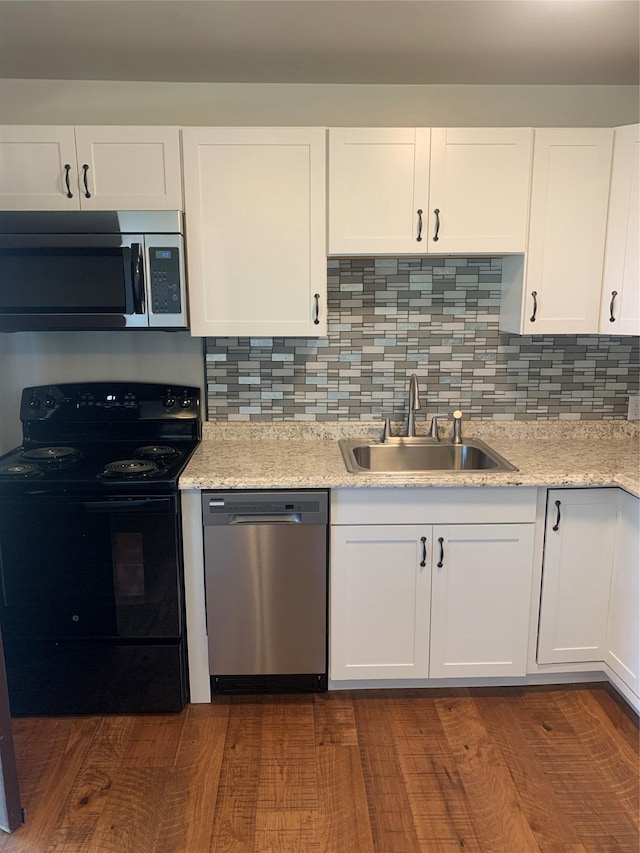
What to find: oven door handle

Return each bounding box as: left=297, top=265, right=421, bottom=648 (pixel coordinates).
left=83, top=498, right=174, bottom=512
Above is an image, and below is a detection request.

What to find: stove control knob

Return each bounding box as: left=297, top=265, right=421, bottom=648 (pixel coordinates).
left=29, top=398, right=41, bottom=410
left=44, top=398, right=56, bottom=409
left=180, top=397, right=192, bottom=409
left=163, top=396, right=177, bottom=410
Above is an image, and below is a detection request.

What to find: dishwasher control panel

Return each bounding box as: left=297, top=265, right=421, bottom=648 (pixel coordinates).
left=202, top=490, right=328, bottom=526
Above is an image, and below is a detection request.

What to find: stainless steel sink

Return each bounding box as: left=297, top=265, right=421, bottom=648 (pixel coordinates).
left=339, top=436, right=517, bottom=474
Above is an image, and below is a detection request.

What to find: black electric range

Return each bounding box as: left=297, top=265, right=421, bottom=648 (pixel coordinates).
left=0, top=381, right=201, bottom=716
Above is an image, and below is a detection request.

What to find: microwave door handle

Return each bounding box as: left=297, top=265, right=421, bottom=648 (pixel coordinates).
left=131, top=242, right=145, bottom=314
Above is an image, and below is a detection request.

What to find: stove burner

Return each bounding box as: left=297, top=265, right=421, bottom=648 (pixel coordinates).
left=135, top=445, right=180, bottom=461
left=0, top=463, right=43, bottom=479
left=100, top=459, right=166, bottom=479
left=22, top=446, right=80, bottom=463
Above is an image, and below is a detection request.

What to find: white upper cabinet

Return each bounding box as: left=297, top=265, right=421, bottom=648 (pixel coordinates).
left=328, top=128, right=430, bottom=255
left=0, top=126, right=78, bottom=210
left=0, top=126, right=183, bottom=211
left=427, top=128, right=532, bottom=254
left=501, top=128, right=614, bottom=334
left=73, top=126, right=182, bottom=210
left=328, top=127, right=533, bottom=256
left=599, top=124, right=640, bottom=336
left=183, top=127, right=327, bottom=337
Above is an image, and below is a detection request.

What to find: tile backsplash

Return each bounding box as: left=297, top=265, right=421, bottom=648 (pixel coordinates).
left=205, top=258, right=639, bottom=422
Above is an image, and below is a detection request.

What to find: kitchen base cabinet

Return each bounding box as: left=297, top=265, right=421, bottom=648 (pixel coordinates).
left=429, top=524, right=535, bottom=678
left=330, top=525, right=430, bottom=680
left=605, top=491, right=639, bottom=699
left=329, top=488, right=538, bottom=686
left=537, top=488, right=619, bottom=665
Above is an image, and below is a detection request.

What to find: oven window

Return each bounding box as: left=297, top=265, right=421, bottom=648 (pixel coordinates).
left=0, top=499, right=181, bottom=640
left=0, top=248, right=128, bottom=312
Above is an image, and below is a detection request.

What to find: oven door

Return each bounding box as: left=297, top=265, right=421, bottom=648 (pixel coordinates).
left=0, top=233, right=148, bottom=331
left=0, top=494, right=182, bottom=642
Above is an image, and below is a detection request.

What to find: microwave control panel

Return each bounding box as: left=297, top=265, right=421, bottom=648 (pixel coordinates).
left=148, top=247, right=182, bottom=314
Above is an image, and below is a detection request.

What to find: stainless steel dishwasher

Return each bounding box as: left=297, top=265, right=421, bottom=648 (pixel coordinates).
left=202, top=490, right=328, bottom=693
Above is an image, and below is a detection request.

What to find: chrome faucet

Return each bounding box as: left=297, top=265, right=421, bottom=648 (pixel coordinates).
left=406, top=374, right=421, bottom=436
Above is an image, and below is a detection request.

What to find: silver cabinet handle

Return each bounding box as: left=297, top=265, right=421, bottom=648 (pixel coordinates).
left=433, top=209, right=440, bottom=242
left=416, top=209, right=423, bottom=242
left=530, top=291, right=538, bottom=323
left=609, top=291, right=618, bottom=323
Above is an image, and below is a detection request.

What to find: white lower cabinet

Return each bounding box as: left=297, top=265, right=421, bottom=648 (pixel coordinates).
left=330, top=526, right=431, bottom=680
left=605, top=491, right=640, bottom=698
left=329, top=488, right=537, bottom=684
left=537, top=488, right=620, bottom=665
left=429, top=524, right=535, bottom=678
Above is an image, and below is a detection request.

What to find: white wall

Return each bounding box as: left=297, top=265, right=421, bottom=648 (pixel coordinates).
left=0, top=80, right=637, bottom=127
left=0, top=331, right=204, bottom=453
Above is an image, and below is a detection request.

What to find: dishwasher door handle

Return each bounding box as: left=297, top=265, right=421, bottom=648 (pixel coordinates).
left=228, top=513, right=302, bottom=525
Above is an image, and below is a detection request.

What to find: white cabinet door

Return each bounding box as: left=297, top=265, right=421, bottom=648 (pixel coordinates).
left=538, top=488, right=619, bottom=665
left=183, top=127, right=327, bottom=337
left=330, top=525, right=431, bottom=680
left=599, top=124, right=640, bottom=336
left=521, top=129, right=613, bottom=334
left=605, top=491, right=640, bottom=697
left=0, top=126, right=78, bottom=210
left=74, top=126, right=182, bottom=210
left=328, top=128, right=430, bottom=255
left=429, top=524, right=535, bottom=678
left=0, top=126, right=182, bottom=211
left=428, top=128, right=533, bottom=254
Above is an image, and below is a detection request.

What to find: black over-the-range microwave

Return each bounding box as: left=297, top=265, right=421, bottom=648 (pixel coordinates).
left=0, top=210, right=188, bottom=331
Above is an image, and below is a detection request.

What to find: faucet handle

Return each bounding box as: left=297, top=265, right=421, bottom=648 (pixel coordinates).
left=452, top=410, right=463, bottom=444
left=429, top=416, right=440, bottom=440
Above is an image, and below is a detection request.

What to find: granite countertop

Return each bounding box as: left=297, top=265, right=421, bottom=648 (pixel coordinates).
left=179, top=420, right=640, bottom=498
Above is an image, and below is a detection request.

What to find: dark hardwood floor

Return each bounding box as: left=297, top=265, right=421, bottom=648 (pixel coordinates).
left=0, top=684, right=637, bottom=852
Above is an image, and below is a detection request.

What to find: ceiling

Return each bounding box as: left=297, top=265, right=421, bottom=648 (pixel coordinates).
left=0, top=0, right=638, bottom=86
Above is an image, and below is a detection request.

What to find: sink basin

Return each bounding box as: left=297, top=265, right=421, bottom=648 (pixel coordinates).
left=339, top=436, right=517, bottom=474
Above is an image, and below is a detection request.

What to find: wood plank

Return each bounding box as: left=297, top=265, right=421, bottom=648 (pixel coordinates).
left=208, top=696, right=263, bottom=852
left=435, top=694, right=541, bottom=852
left=390, top=693, right=483, bottom=850
left=158, top=701, right=230, bottom=853
left=352, top=695, right=423, bottom=852
left=314, top=694, right=375, bottom=853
